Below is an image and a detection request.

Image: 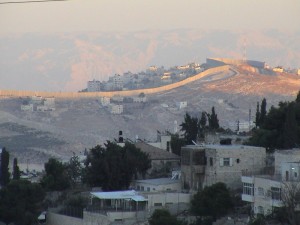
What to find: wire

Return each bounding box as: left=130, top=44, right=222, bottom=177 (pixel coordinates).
left=0, top=0, right=70, bottom=4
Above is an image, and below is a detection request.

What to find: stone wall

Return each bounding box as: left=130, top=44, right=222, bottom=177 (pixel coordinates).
left=0, top=65, right=230, bottom=99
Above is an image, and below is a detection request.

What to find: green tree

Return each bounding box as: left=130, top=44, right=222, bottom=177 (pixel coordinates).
left=149, top=209, right=183, bottom=225
left=259, top=98, right=267, bottom=126
left=180, top=113, right=199, bottom=144
left=40, top=158, right=70, bottom=191
left=283, top=103, right=298, bottom=149
left=0, top=147, right=10, bottom=186
left=66, top=154, right=83, bottom=187
left=13, top=157, right=20, bottom=180
left=207, top=107, right=219, bottom=130
left=248, top=93, right=300, bottom=150
left=199, top=111, right=207, bottom=139
left=190, top=182, right=233, bottom=220
left=83, top=141, right=151, bottom=190
left=170, top=133, right=186, bottom=156
left=0, top=180, right=45, bottom=225
left=255, top=102, right=261, bottom=128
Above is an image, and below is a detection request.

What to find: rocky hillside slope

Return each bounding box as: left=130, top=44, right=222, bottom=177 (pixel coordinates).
left=0, top=65, right=299, bottom=169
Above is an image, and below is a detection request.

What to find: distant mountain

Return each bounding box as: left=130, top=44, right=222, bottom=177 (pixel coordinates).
left=0, top=29, right=299, bottom=92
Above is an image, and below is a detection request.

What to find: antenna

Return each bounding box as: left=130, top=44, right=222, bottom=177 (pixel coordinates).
left=243, top=37, right=247, bottom=63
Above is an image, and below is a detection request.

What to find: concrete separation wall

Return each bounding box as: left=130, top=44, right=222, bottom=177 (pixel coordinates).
left=0, top=65, right=230, bottom=99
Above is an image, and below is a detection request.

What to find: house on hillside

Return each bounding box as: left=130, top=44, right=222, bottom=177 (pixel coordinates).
left=181, top=144, right=266, bottom=191
left=134, top=141, right=180, bottom=178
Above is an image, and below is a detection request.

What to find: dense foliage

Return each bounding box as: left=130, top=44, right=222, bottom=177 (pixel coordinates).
left=190, top=182, right=233, bottom=221
left=0, top=180, right=45, bottom=225
left=83, top=141, right=151, bottom=190
left=247, top=92, right=300, bottom=150
left=179, top=108, right=220, bottom=144
left=149, top=209, right=184, bottom=225
left=40, top=158, right=71, bottom=191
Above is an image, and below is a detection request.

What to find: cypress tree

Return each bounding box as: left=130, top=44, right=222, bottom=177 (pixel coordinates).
left=13, top=158, right=20, bottom=180
left=255, top=102, right=260, bottom=128
left=0, top=148, right=10, bottom=186
left=260, top=98, right=267, bottom=126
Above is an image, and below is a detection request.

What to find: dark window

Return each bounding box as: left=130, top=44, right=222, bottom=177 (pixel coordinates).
left=181, top=150, right=190, bottom=165
left=236, top=158, right=240, bottom=163
left=210, top=157, right=213, bottom=166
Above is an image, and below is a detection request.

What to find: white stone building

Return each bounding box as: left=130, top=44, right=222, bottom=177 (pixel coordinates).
left=181, top=144, right=266, bottom=191
left=87, top=79, right=101, bottom=92
left=100, top=97, right=110, bottom=106
left=109, top=104, right=123, bottom=114
left=176, top=101, right=187, bottom=109
left=21, top=104, right=34, bottom=111
left=241, top=160, right=300, bottom=216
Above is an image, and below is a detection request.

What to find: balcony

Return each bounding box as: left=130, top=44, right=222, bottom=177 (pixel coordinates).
left=241, top=194, right=254, bottom=202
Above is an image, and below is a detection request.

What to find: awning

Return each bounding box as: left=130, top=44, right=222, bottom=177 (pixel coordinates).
left=91, top=190, right=147, bottom=202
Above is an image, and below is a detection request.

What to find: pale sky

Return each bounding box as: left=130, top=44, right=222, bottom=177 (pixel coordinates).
left=0, top=0, right=299, bottom=34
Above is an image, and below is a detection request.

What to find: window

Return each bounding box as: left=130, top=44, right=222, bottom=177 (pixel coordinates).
left=223, top=158, right=230, bottom=166
left=147, top=187, right=150, bottom=192
left=258, top=187, right=264, bottom=196
left=295, top=172, right=298, bottom=178
left=243, top=182, right=254, bottom=196
left=141, top=186, right=144, bottom=191
left=220, top=158, right=232, bottom=166
left=210, top=157, right=213, bottom=166
left=236, top=158, right=240, bottom=164
left=257, top=206, right=264, bottom=215
left=271, top=187, right=281, bottom=200
left=137, top=185, right=140, bottom=190
left=154, top=203, right=162, bottom=206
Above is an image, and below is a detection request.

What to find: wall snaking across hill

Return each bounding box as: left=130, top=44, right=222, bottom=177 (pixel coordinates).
left=0, top=65, right=231, bottom=99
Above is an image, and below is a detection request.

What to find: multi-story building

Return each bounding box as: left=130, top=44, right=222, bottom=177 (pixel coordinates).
left=87, top=79, right=102, bottom=92
left=242, top=149, right=300, bottom=216
left=181, top=144, right=266, bottom=191
left=112, top=74, right=123, bottom=90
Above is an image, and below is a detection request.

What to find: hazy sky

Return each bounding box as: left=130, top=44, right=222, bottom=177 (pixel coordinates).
left=0, top=0, right=299, bottom=34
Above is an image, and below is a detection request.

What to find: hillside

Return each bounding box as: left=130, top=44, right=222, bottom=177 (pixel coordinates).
left=0, top=64, right=299, bottom=170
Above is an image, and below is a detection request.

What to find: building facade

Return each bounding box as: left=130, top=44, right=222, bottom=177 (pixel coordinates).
left=181, top=144, right=266, bottom=191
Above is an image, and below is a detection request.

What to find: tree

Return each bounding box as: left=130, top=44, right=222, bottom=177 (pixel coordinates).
left=0, top=147, right=10, bottom=186
left=199, top=111, right=207, bottom=139
left=149, top=209, right=184, bottom=225
left=248, top=93, right=300, bottom=150
left=207, top=107, right=219, bottom=130
left=190, top=182, right=233, bottom=220
left=83, top=141, right=151, bottom=190
left=0, top=180, right=45, bottom=225
left=281, top=181, right=300, bottom=225
left=283, top=103, right=298, bottom=149
left=13, top=157, right=20, bottom=180
left=66, top=154, right=83, bottom=187
left=255, top=102, right=260, bottom=128
left=259, top=98, right=267, bottom=126
left=40, top=158, right=70, bottom=191
left=170, top=133, right=186, bottom=156
left=180, top=113, right=199, bottom=144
